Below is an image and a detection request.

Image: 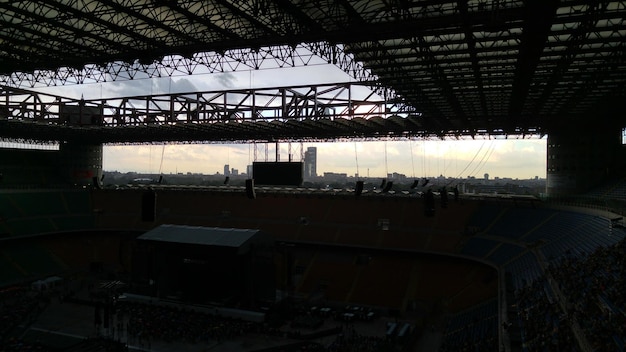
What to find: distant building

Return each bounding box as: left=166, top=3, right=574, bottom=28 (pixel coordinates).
left=247, top=165, right=253, bottom=177
left=323, top=172, right=348, bottom=182
left=484, top=173, right=489, bottom=180
left=231, top=168, right=238, bottom=176
left=388, top=172, right=407, bottom=180
left=304, top=147, right=317, bottom=178
left=224, top=164, right=230, bottom=176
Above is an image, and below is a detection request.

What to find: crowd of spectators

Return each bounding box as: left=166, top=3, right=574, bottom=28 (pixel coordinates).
left=514, top=277, right=578, bottom=351
left=510, top=237, right=625, bottom=352
left=439, top=333, right=497, bottom=352
left=324, top=329, right=397, bottom=352
left=0, top=338, right=48, bottom=352
left=1, top=288, right=407, bottom=352
left=115, top=300, right=403, bottom=352
left=438, top=257, right=620, bottom=352
left=548, top=238, right=625, bottom=351
left=439, top=300, right=498, bottom=352
left=439, top=326, right=497, bottom=352
left=267, top=342, right=326, bottom=352
left=0, top=287, right=45, bottom=346
left=264, top=330, right=396, bottom=352
left=117, top=301, right=263, bottom=345
left=0, top=287, right=51, bottom=352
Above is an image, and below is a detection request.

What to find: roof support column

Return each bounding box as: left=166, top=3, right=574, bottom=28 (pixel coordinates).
left=546, top=115, right=626, bottom=196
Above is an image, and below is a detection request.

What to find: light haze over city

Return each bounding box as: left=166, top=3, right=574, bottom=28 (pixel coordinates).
left=103, top=138, right=546, bottom=180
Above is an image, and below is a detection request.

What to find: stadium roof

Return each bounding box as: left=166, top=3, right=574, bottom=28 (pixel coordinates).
left=1, top=0, right=625, bottom=143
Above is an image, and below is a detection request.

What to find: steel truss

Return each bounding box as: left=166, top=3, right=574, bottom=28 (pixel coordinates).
left=0, top=42, right=382, bottom=93
left=0, top=83, right=541, bottom=145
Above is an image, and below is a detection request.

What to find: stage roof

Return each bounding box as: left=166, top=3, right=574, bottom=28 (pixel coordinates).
left=138, top=224, right=270, bottom=253
left=1, top=0, right=625, bottom=142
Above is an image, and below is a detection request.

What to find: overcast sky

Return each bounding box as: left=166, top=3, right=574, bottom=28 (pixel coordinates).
left=103, top=138, right=546, bottom=179
left=32, top=52, right=547, bottom=179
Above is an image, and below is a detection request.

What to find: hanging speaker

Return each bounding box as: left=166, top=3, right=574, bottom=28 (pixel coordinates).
left=355, top=180, right=364, bottom=196
left=424, top=189, right=435, bottom=217
left=158, top=175, right=163, bottom=184
left=224, top=176, right=230, bottom=185
left=382, top=181, right=393, bottom=193
left=440, top=186, right=448, bottom=208
left=245, top=179, right=256, bottom=199
left=380, top=178, right=387, bottom=189
left=141, top=191, right=156, bottom=222
left=410, top=180, right=419, bottom=189
left=92, top=176, right=101, bottom=190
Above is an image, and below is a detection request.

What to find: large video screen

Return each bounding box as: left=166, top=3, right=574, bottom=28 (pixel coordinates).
left=253, top=162, right=303, bottom=186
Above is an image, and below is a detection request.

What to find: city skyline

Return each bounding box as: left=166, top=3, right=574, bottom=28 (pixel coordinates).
left=103, top=137, right=547, bottom=180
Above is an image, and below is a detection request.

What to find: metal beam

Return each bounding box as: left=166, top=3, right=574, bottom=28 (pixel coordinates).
left=508, top=0, right=559, bottom=121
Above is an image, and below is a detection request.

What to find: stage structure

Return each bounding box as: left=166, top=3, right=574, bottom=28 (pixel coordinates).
left=132, top=224, right=275, bottom=307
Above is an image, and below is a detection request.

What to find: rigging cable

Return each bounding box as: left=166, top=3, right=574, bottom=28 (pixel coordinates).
left=468, top=140, right=497, bottom=178
left=450, top=139, right=487, bottom=185
left=354, top=141, right=360, bottom=179
left=158, top=144, right=166, bottom=175
left=410, top=139, right=416, bottom=178
left=384, top=141, right=389, bottom=177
